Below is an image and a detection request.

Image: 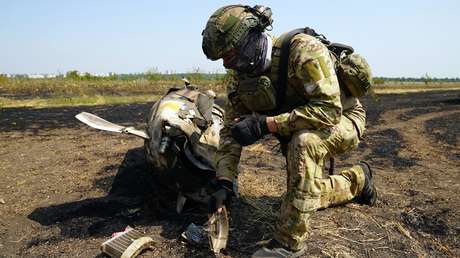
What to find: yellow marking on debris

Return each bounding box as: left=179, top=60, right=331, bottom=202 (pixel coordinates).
left=158, top=100, right=183, bottom=113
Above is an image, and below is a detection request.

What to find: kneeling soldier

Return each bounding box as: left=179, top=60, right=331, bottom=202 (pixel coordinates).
left=202, top=5, right=377, bottom=257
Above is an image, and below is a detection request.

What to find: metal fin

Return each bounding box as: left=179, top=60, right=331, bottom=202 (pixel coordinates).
left=100, top=227, right=154, bottom=258
left=76, top=112, right=149, bottom=139
left=208, top=206, right=229, bottom=254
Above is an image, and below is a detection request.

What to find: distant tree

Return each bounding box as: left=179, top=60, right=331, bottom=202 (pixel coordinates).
left=66, top=70, right=80, bottom=79
left=82, top=72, right=93, bottom=80
left=108, top=72, right=118, bottom=80
left=0, top=74, right=8, bottom=84
left=188, top=67, right=204, bottom=82
left=422, top=73, right=432, bottom=85
left=373, top=77, right=385, bottom=85
left=145, top=67, right=162, bottom=81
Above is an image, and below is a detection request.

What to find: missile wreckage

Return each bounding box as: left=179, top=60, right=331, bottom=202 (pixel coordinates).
left=76, top=81, right=229, bottom=255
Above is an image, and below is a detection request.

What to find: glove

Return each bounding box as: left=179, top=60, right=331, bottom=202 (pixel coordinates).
left=208, top=179, right=234, bottom=214
left=230, top=114, right=269, bottom=146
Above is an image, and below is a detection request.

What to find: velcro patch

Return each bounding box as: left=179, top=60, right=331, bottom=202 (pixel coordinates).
left=222, top=15, right=239, bottom=32
left=303, top=59, right=324, bottom=82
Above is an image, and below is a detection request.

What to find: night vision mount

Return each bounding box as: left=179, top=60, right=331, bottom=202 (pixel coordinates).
left=246, top=5, right=273, bottom=31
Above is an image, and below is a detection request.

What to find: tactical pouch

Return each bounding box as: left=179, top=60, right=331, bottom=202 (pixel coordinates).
left=337, top=53, right=373, bottom=97
left=238, top=75, right=277, bottom=111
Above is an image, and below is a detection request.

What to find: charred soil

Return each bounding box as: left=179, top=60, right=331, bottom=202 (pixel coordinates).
left=0, top=91, right=459, bottom=257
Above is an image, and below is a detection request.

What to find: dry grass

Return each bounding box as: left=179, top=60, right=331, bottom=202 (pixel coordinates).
left=0, top=78, right=224, bottom=108
left=0, top=94, right=160, bottom=108
left=0, top=78, right=225, bottom=99
left=374, top=82, right=460, bottom=94
left=1, top=78, right=459, bottom=108
left=3, top=79, right=458, bottom=99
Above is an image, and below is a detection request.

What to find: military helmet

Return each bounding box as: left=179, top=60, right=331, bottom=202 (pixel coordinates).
left=202, top=5, right=273, bottom=60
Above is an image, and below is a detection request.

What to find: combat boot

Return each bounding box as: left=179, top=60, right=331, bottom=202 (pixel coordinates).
left=354, top=161, right=377, bottom=206
left=252, top=239, right=306, bottom=258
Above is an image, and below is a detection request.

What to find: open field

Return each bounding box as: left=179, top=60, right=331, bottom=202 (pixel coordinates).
left=0, top=79, right=224, bottom=100
left=1, top=78, right=459, bottom=107
left=0, top=90, right=459, bottom=257
left=0, top=94, right=161, bottom=108
left=373, top=82, right=460, bottom=94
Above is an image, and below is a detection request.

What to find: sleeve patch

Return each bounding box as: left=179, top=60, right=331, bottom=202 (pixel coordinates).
left=303, top=59, right=323, bottom=82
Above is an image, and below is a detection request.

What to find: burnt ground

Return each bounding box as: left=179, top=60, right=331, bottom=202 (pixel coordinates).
left=0, top=90, right=459, bottom=258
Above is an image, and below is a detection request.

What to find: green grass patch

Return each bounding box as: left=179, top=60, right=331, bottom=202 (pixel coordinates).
left=0, top=94, right=160, bottom=108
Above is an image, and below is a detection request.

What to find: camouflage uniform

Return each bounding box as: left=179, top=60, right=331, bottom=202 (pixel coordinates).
left=215, top=34, right=367, bottom=250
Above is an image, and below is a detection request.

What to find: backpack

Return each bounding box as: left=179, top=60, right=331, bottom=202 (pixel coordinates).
left=275, top=27, right=373, bottom=105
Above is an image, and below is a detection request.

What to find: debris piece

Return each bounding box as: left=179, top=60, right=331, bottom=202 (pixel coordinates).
left=121, top=208, right=141, bottom=218
left=208, top=207, right=229, bottom=255
left=0, top=198, right=5, bottom=204
left=101, top=226, right=154, bottom=258
left=181, top=223, right=208, bottom=246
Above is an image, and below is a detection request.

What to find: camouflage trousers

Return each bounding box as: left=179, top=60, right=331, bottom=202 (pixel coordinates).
left=274, top=116, right=366, bottom=251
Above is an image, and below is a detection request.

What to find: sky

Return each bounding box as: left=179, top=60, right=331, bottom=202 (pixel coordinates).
left=1, top=0, right=459, bottom=77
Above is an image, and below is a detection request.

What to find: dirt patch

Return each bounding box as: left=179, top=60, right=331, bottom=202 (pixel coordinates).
left=401, top=208, right=451, bottom=236
left=363, top=128, right=418, bottom=169
left=398, top=107, right=442, bottom=121
left=425, top=113, right=459, bottom=147
left=1, top=90, right=460, bottom=257
left=425, top=113, right=460, bottom=161
left=362, top=91, right=460, bottom=125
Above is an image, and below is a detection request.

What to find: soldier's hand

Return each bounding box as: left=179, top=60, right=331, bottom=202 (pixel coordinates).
left=230, top=114, right=269, bottom=146
left=208, top=179, right=234, bottom=214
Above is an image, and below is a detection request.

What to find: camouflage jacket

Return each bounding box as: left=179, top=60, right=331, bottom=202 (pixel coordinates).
left=215, top=33, right=366, bottom=180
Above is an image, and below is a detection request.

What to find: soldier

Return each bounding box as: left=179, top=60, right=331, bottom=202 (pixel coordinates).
left=202, top=5, right=377, bottom=258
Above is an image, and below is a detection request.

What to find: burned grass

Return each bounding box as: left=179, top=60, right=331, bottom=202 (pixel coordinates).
left=1, top=90, right=460, bottom=257
left=362, top=129, right=418, bottom=169
left=425, top=112, right=460, bottom=162
left=425, top=113, right=459, bottom=147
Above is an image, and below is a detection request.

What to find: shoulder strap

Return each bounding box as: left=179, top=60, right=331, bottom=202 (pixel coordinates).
left=276, top=27, right=331, bottom=108
left=276, top=28, right=304, bottom=108
left=275, top=27, right=354, bottom=108
left=329, top=42, right=354, bottom=57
